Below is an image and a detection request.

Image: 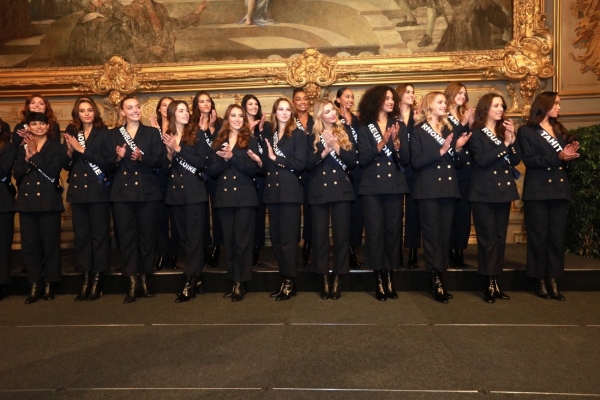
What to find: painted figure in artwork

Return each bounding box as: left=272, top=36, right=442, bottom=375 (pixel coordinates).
left=239, top=0, right=274, bottom=27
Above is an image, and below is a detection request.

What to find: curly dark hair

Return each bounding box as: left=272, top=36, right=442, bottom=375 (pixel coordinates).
left=527, top=91, right=571, bottom=142
left=358, top=85, right=399, bottom=125
left=472, top=93, right=507, bottom=140
left=212, top=104, right=251, bottom=150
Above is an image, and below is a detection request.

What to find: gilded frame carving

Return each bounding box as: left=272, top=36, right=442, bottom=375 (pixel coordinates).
left=0, top=0, right=552, bottom=115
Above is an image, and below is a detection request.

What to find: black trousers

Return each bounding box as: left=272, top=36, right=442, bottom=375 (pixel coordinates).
left=72, top=202, right=110, bottom=273
left=19, top=211, right=62, bottom=284
left=418, top=198, right=455, bottom=273
left=363, top=194, right=403, bottom=271
left=204, top=179, right=224, bottom=248
left=172, top=203, right=205, bottom=278
left=311, top=201, right=351, bottom=275
left=254, top=176, right=267, bottom=248
left=0, top=212, right=15, bottom=285
left=113, top=201, right=159, bottom=277
left=471, top=201, right=510, bottom=276
left=349, top=176, right=364, bottom=247
left=157, top=198, right=179, bottom=257
left=524, top=199, right=568, bottom=279
left=219, top=206, right=255, bottom=283
left=404, top=178, right=421, bottom=249
left=301, top=178, right=312, bottom=241
left=449, top=180, right=472, bottom=249
left=269, top=203, right=301, bottom=277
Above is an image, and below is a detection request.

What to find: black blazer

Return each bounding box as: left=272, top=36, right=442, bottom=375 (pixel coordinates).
left=401, top=111, right=416, bottom=180
left=517, top=124, right=572, bottom=201
left=447, top=112, right=473, bottom=181
left=12, top=122, right=61, bottom=146
left=0, top=141, right=17, bottom=213
left=305, top=127, right=357, bottom=205
left=340, top=113, right=362, bottom=181
left=468, top=128, right=521, bottom=203
left=296, top=116, right=314, bottom=184
left=263, top=127, right=306, bottom=204
left=13, top=140, right=64, bottom=212
left=252, top=121, right=271, bottom=178
left=209, top=137, right=260, bottom=208
left=61, top=125, right=112, bottom=204
left=107, top=124, right=164, bottom=203
left=357, top=117, right=410, bottom=195
left=410, top=121, right=464, bottom=200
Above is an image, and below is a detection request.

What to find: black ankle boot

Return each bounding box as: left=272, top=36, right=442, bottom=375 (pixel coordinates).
left=140, top=275, right=155, bottom=298
left=455, top=249, right=467, bottom=268
left=154, top=256, right=167, bottom=271
left=124, top=276, right=138, bottom=304
left=75, top=271, right=90, bottom=302
left=195, top=276, right=204, bottom=295
left=253, top=247, right=260, bottom=267
left=483, top=276, right=495, bottom=303
left=231, top=282, right=245, bottom=302
left=492, top=276, right=510, bottom=300
left=535, top=278, right=551, bottom=299
left=270, top=276, right=285, bottom=298
left=170, top=255, right=178, bottom=269
left=430, top=270, right=449, bottom=304
left=175, top=276, right=197, bottom=303
left=43, top=282, right=54, bottom=301
left=24, top=282, right=39, bottom=304
left=275, top=278, right=295, bottom=301
left=384, top=269, right=398, bottom=299
left=302, top=241, right=312, bottom=267
left=374, top=270, right=387, bottom=301
left=208, top=246, right=220, bottom=268
left=407, top=249, right=418, bottom=269
left=547, top=278, right=565, bottom=301
left=349, top=246, right=363, bottom=269
left=87, top=272, right=102, bottom=301
left=320, top=274, right=331, bottom=300
left=330, top=274, right=341, bottom=300
left=448, top=249, right=458, bottom=269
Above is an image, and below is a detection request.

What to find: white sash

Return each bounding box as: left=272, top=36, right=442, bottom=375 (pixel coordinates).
left=24, top=144, right=58, bottom=185
left=319, top=134, right=347, bottom=171
left=447, top=112, right=461, bottom=128
left=340, top=118, right=358, bottom=143
left=203, top=131, right=213, bottom=148
left=174, top=154, right=198, bottom=175
left=422, top=122, right=454, bottom=158
left=294, top=118, right=305, bottom=132
left=272, top=131, right=286, bottom=158
left=367, top=123, right=393, bottom=159
left=539, top=129, right=564, bottom=153
left=482, top=127, right=521, bottom=179
left=76, top=131, right=106, bottom=180
left=119, top=126, right=144, bottom=155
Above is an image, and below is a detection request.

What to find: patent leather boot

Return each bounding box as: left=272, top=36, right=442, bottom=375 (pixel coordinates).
left=74, top=271, right=90, bottom=302
left=374, top=271, right=387, bottom=302
left=43, top=282, right=55, bottom=301
left=349, top=246, right=363, bottom=269
left=448, top=249, right=458, bottom=269
left=87, top=272, right=102, bottom=301
left=430, top=270, right=449, bottom=304
left=455, top=249, right=468, bottom=268
left=547, top=278, right=565, bottom=301
left=208, top=246, right=220, bottom=268
left=320, top=274, right=331, bottom=300
left=492, top=276, right=510, bottom=300
left=275, top=278, right=295, bottom=301
left=24, top=282, right=39, bottom=304
left=154, top=256, right=167, bottom=271
left=384, top=270, right=398, bottom=299
left=124, top=276, right=138, bottom=304
left=483, top=276, right=496, bottom=303
left=535, top=278, right=551, bottom=299
left=175, top=276, right=197, bottom=303
left=140, top=275, right=155, bottom=298
left=330, top=275, right=341, bottom=300
left=270, top=276, right=285, bottom=298
left=407, top=249, right=418, bottom=269
left=195, top=276, right=204, bottom=295
left=253, top=247, right=260, bottom=267
left=302, top=240, right=312, bottom=267
left=231, top=282, right=245, bottom=302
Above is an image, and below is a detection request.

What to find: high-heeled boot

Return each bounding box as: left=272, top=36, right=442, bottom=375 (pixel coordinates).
left=208, top=246, right=220, bottom=268
left=374, top=270, right=387, bottom=302
left=320, top=273, right=331, bottom=300
left=24, top=282, right=39, bottom=304
left=430, top=270, right=449, bottom=304
left=302, top=240, right=312, bottom=267
left=140, top=275, right=155, bottom=298
left=448, top=249, right=458, bottom=269
left=170, top=255, right=178, bottom=269
left=383, top=269, right=398, bottom=299
left=349, top=246, right=363, bottom=269
left=195, top=276, right=204, bottom=295
left=224, top=281, right=246, bottom=298
left=535, top=278, right=551, bottom=299
left=75, top=271, right=90, bottom=302
left=253, top=247, right=260, bottom=267
left=43, top=282, right=54, bottom=301
left=124, top=276, right=138, bottom=304
left=330, top=274, right=342, bottom=300
left=270, top=276, right=286, bottom=298
left=407, top=249, right=418, bottom=269
left=483, top=276, right=495, bottom=303
left=154, top=256, right=168, bottom=271
left=87, top=272, right=102, bottom=301
left=175, top=276, right=197, bottom=303
left=231, top=282, right=245, bottom=302
left=492, top=276, right=510, bottom=300
left=547, top=278, right=565, bottom=301
left=275, top=278, right=295, bottom=301
left=455, top=248, right=467, bottom=268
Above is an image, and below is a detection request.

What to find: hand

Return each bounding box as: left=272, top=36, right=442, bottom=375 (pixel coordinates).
left=166, top=145, right=174, bottom=161
left=249, top=118, right=260, bottom=131
left=322, top=130, right=340, bottom=154
left=258, top=114, right=266, bottom=132
left=440, top=133, right=453, bottom=156
left=116, top=144, right=127, bottom=161
left=321, top=142, right=334, bottom=159
left=389, top=122, right=400, bottom=149
left=131, top=147, right=143, bottom=162
left=216, top=143, right=233, bottom=161
left=150, top=114, right=159, bottom=129
left=65, top=134, right=85, bottom=154
left=456, top=132, right=472, bottom=152
left=503, top=119, right=515, bottom=146
left=209, top=109, right=217, bottom=130
left=199, top=113, right=208, bottom=131
left=265, top=139, right=276, bottom=161
left=65, top=138, right=74, bottom=158
left=462, top=108, right=475, bottom=126
left=23, top=134, right=37, bottom=161
left=559, top=141, right=580, bottom=161
left=162, top=133, right=181, bottom=153
left=247, top=149, right=263, bottom=167
left=16, top=127, right=29, bottom=138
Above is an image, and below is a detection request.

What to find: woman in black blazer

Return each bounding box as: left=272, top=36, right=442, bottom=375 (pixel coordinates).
left=13, top=112, right=64, bottom=304
left=107, top=95, right=165, bottom=304
left=357, top=85, right=410, bottom=301
left=13, top=94, right=61, bottom=146
left=469, top=94, right=520, bottom=303
left=335, top=87, right=364, bottom=269
left=411, top=92, right=471, bottom=303
left=444, top=82, right=475, bottom=269
left=517, top=92, right=579, bottom=301
left=162, top=100, right=211, bottom=302
left=306, top=99, right=357, bottom=299
left=62, top=97, right=112, bottom=301
left=209, top=104, right=261, bottom=302
left=263, top=97, right=307, bottom=301
left=0, top=118, right=16, bottom=300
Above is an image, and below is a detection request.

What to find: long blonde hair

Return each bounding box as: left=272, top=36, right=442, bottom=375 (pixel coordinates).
left=312, top=99, right=353, bottom=152
left=416, top=92, right=453, bottom=133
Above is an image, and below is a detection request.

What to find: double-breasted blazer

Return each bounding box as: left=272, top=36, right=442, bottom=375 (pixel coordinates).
left=340, top=113, right=362, bottom=181
left=447, top=113, right=473, bottom=181
left=0, top=141, right=17, bottom=213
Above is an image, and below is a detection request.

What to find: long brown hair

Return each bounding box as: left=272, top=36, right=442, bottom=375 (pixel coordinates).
left=68, top=97, right=105, bottom=132
left=270, top=97, right=297, bottom=138
left=0, top=117, right=9, bottom=150
left=472, top=93, right=507, bottom=140
left=527, top=91, right=570, bottom=142
left=416, top=92, right=453, bottom=133
left=312, top=99, right=352, bottom=152
left=191, top=91, right=222, bottom=127
left=165, top=100, right=197, bottom=147
left=444, top=82, right=469, bottom=121
left=155, top=96, right=174, bottom=127
left=20, top=93, right=57, bottom=127
left=212, top=104, right=251, bottom=150
left=395, top=83, right=415, bottom=123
